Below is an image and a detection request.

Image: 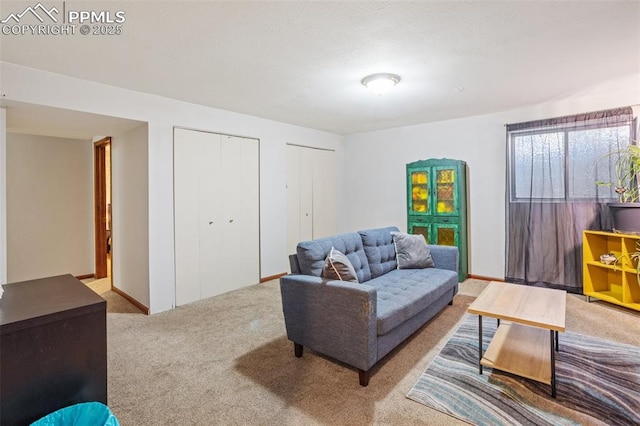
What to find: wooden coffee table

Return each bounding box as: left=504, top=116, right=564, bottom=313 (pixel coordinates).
left=467, top=281, right=566, bottom=398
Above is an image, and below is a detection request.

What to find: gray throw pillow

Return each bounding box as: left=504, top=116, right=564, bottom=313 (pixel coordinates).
left=391, top=231, right=435, bottom=269
left=322, top=247, right=359, bottom=282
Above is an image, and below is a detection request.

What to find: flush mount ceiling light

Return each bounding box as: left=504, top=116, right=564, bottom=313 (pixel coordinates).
left=361, top=73, right=401, bottom=95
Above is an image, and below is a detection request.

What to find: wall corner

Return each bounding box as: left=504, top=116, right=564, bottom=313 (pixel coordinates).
left=0, top=108, right=7, bottom=284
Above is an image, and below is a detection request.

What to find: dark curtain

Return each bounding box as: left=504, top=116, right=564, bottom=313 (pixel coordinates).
left=505, top=107, right=635, bottom=293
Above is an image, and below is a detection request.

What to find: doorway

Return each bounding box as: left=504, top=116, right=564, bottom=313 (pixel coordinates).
left=94, top=137, right=112, bottom=280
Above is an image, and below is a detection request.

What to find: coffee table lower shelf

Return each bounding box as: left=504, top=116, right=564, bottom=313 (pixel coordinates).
left=481, top=322, right=552, bottom=385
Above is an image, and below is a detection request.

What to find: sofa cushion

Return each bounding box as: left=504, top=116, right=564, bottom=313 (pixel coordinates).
left=358, top=226, right=399, bottom=279
left=297, top=232, right=372, bottom=283
left=367, top=268, right=458, bottom=335
left=391, top=231, right=435, bottom=269
left=322, top=247, right=359, bottom=282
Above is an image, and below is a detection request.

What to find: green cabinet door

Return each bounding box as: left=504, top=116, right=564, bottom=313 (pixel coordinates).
left=432, top=222, right=459, bottom=247
left=408, top=221, right=431, bottom=244
left=407, top=222, right=459, bottom=247
left=433, top=165, right=459, bottom=216
left=407, top=167, right=431, bottom=215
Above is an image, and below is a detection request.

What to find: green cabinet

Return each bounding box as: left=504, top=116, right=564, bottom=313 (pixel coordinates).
left=406, top=158, right=468, bottom=281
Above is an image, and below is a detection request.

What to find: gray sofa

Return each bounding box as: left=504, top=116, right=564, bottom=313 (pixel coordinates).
left=280, top=226, right=459, bottom=386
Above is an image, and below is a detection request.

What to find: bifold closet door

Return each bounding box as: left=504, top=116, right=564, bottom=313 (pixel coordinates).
left=198, top=132, right=224, bottom=300
left=174, top=129, right=259, bottom=306
left=210, top=135, right=259, bottom=297
left=311, top=149, right=336, bottom=239
left=286, top=145, right=313, bottom=255
left=286, top=145, right=336, bottom=256
left=286, top=146, right=302, bottom=256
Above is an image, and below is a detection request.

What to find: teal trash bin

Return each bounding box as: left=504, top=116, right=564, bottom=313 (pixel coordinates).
left=30, top=402, right=119, bottom=426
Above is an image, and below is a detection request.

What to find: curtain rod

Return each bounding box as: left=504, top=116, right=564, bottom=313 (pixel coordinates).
left=505, top=106, right=635, bottom=131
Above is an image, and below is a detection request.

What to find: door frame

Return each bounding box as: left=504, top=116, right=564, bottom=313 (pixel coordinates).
left=94, top=137, right=111, bottom=279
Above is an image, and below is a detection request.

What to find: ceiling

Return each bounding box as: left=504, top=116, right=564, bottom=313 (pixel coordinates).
left=1, top=100, right=145, bottom=139
left=1, top=1, right=639, bottom=136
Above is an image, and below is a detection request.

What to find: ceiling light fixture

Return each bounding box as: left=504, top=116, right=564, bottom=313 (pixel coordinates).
left=361, top=73, right=401, bottom=95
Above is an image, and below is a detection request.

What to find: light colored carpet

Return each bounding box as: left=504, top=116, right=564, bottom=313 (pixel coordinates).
left=103, top=279, right=640, bottom=425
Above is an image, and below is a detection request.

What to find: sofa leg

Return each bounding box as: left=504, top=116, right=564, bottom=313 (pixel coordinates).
left=448, top=299, right=453, bottom=305
left=358, top=369, right=369, bottom=387
left=294, top=342, right=303, bottom=358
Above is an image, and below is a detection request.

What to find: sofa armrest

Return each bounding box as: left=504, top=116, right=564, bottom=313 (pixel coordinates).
left=279, top=274, right=378, bottom=371
left=427, top=245, right=459, bottom=274
left=289, top=254, right=301, bottom=274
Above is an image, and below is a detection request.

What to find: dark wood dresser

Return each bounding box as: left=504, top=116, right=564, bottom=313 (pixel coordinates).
left=0, top=274, right=107, bottom=425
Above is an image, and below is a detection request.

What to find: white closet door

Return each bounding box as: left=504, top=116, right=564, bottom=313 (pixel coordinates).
left=312, top=149, right=337, bottom=239
left=299, top=147, right=314, bottom=242
left=174, top=128, right=202, bottom=306
left=198, top=132, right=224, bottom=299
left=175, top=129, right=259, bottom=305
left=286, top=145, right=337, bottom=262
left=216, top=135, right=259, bottom=295
left=286, top=145, right=301, bottom=255
left=233, top=135, right=259, bottom=288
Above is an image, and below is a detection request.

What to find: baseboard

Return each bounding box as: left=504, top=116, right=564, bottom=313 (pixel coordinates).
left=111, top=286, right=150, bottom=315
left=75, top=273, right=95, bottom=280
left=467, top=274, right=504, bottom=282
left=260, top=272, right=287, bottom=283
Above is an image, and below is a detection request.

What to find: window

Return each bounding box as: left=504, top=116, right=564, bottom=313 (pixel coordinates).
left=510, top=122, right=632, bottom=201
left=505, top=107, right=636, bottom=294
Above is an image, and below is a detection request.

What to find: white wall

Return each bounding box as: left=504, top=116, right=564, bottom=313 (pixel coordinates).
left=0, top=62, right=343, bottom=313
left=112, top=124, right=150, bottom=307
left=343, top=73, right=640, bottom=279
left=6, top=133, right=93, bottom=282
left=7, top=61, right=634, bottom=310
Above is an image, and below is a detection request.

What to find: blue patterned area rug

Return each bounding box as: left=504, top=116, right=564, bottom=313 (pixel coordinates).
left=407, top=314, right=640, bottom=426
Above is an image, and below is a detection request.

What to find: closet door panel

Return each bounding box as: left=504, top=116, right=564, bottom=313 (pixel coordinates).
left=299, top=147, right=313, bottom=242
left=235, top=136, right=259, bottom=287
left=217, top=137, right=243, bottom=295
left=312, top=149, right=337, bottom=239
left=174, top=128, right=201, bottom=306
left=199, top=133, right=224, bottom=300
left=219, top=136, right=259, bottom=292
left=286, top=145, right=301, bottom=256
left=238, top=138, right=260, bottom=286
left=286, top=145, right=337, bottom=260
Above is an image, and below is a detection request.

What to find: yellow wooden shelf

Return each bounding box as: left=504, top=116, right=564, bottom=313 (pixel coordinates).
left=584, top=291, right=640, bottom=310
left=585, top=260, right=637, bottom=274
left=583, top=230, right=640, bottom=311
left=584, top=289, right=623, bottom=304
left=584, top=230, right=640, bottom=239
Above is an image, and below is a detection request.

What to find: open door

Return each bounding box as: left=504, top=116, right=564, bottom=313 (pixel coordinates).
left=94, top=137, right=111, bottom=279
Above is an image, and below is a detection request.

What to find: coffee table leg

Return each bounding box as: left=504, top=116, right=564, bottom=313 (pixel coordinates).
left=478, top=315, right=483, bottom=374
left=550, top=330, right=556, bottom=398
left=555, top=330, right=559, bottom=352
